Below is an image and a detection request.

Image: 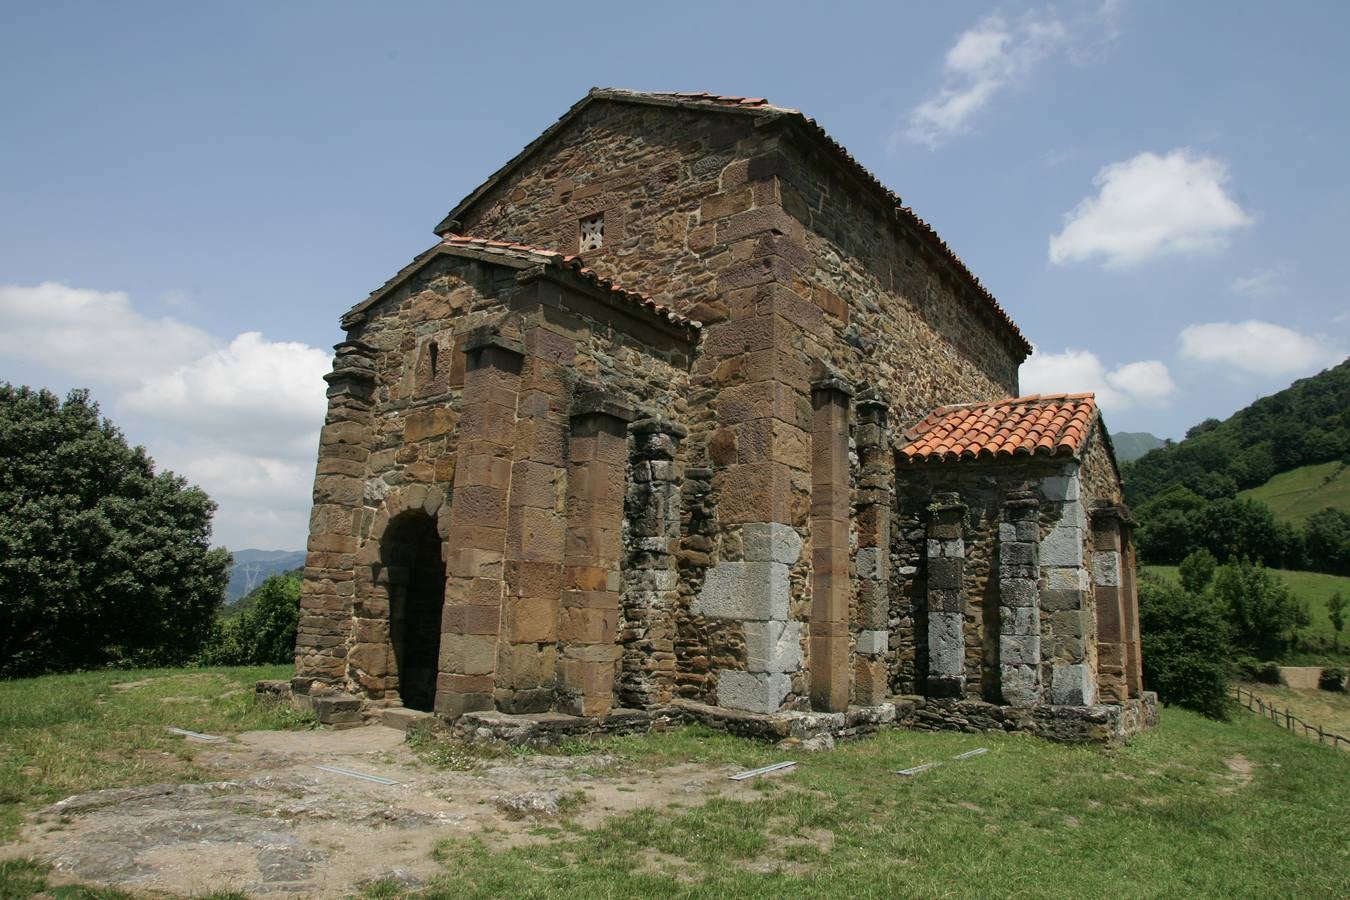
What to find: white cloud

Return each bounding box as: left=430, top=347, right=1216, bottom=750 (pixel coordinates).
left=899, top=4, right=1119, bottom=149
left=1020, top=348, right=1176, bottom=412
left=1049, top=149, right=1254, bottom=267
left=0, top=282, right=215, bottom=385
left=1230, top=267, right=1286, bottom=299
left=0, top=282, right=330, bottom=550
left=1179, top=320, right=1346, bottom=376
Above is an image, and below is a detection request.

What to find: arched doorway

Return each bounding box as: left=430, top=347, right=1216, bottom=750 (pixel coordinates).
left=382, top=510, right=446, bottom=712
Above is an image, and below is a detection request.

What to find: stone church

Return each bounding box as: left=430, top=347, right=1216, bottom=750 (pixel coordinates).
left=291, top=90, right=1153, bottom=741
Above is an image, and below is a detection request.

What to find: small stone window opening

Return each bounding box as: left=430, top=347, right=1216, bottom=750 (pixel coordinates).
left=428, top=341, right=439, bottom=376
left=579, top=214, right=604, bottom=251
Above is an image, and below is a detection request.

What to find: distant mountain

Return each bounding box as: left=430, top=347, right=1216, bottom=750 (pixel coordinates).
left=226, top=548, right=306, bottom=601
left=1110, top=431, right=1166, bottom=464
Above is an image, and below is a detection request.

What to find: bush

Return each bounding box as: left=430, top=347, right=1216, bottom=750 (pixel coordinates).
left=1253, top=661, right=1282, bottom=685
left=1213, top=558, right=1307, bottom=660
left=0, top=385, right=229, bottom=676
left=1319, top=667, right=1347, bottom=692
left=1138, top=574, right=1231, bottom=719
left=199, top=574, right=301, bottom=666
left=1178, top=549, right=1217, bottom=594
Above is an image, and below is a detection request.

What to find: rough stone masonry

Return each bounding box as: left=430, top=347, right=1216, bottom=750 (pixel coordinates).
left=288, top=89, right=1154, bottom=744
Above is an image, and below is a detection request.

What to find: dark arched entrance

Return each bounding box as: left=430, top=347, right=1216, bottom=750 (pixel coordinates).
left=382, top=510, right=446, bottom=712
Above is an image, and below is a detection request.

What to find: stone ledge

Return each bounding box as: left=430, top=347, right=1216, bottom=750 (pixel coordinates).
left=897, top=692, right=1158, bottom=747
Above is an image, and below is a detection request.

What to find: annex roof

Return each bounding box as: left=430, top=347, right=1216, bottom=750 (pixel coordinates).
left=341, top=235, right=700, bottom=337
left=432, top=88, right=1031, bottom=358
left=899, top=393, right=1099, bottom=463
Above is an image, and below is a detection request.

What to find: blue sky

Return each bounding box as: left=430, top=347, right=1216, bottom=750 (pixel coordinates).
left=2, top=1, right=1347, bottom=549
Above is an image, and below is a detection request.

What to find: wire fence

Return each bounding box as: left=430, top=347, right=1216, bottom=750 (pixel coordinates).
left=1233, top=686, right=1349, bottom=751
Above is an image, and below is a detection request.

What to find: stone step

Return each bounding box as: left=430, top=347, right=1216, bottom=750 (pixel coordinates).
left=379, top=707, right=435, bottom=731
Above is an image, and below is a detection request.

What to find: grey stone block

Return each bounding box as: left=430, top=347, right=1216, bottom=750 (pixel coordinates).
left=927, top=537, right=964, bottom=559
left=999, top=606, right=1039, bottom=636
left=1050, top=663, right=1097, bottom=706
left=1039, top=472, right=1081, bottom=502
left=1000, top=542, right=1038, bottom=567
left=855, top=547, right=883, bottom=580
left=1092, top=551, right=1121, bottom=587
left=927, top=556, right=962, bottom=588
left=1000, top=578, right=1039, bottom=609
left=742, top=522, right=802, bottom=566
left=744, top=620, right=802, bottom=674
left=928, top=587, right=964, bottom=614
left=999, top=520, right=1039, bottom=543
left=1041, top=526, right=1083, bottom=567
left=1000, top=664, right=1041, bottom=707
left=856, top=629, right=888, bottom=655
left=716, top=670, right=792, bottom=713
left=1045, top=567, right=1090, bottom=592
left=1041, top=588, right=1084, bottom=612
left=928, top=612, right=964, bottom=677
left=693, top=561, right=789, bottom=621
left=1000, top=633, right=1041, bottom=666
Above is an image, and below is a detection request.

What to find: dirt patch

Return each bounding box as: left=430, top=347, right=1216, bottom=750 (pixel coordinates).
left=1219, top=754, right=1255, bottom=793
left=3, top=725, right=750, bottom=897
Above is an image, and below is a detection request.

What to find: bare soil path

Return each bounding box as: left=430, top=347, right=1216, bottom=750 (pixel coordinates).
left=7, top=725, right=751, bottom=897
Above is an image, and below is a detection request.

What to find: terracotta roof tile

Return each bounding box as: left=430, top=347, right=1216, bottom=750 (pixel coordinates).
left=342, top=236, right=701, bottom=333
left=899, top=394, right=1099, bottom=464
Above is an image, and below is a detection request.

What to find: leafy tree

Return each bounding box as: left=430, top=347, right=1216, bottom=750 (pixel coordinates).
left=1212, top=558, right=1306, bottom=660
left=1138, top=574, right=1231, bottom=719
left=0, top=385, right=230, bottom=677
left=200, top=574, right=301, bottom=665
left=1304, top=508, right=1350, bottom=575
left=1330, top=591, right=1347, bottom=650
left=1178, top=549, right=1217, bottom=594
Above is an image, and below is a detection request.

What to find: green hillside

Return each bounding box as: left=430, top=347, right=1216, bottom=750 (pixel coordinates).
left=1146, top=565, right=1349, bottom=662
left=1239, top=461, right=1350, bottom=526
left=1110, top=430, right=1166, bottom=463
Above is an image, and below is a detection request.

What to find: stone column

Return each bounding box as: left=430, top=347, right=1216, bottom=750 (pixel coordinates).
left=620, top=416, right=687, bottom=709
left=853, top=393, right=891, bottom=705
left=1090, top=507, right=1128, bottom=702
left=434, top=328, right=523, bottom=719
left=558, top=389, right=634, bottom=717
left=1042, top=467, right=1096, bottom=706
left=296, top=339, right=376, bottom=692
left=1121, top=525, right=1143, bottom=698
left=496, top=325, right=572, bottom=714
left=998, top=490, right=1042, bottom=706
left=810, top=376, right=853, bottom=712
left=926, top=492, right=967, bottom=698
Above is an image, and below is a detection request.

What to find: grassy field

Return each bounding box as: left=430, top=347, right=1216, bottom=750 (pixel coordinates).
left=1146, top=564, right=1350, bottom=658
left=2, top=668, right=1349, bottom=898
left=0, top=664, right=309, bottom=842
left=1238, top=460, right=1350, bottom=525
left=1236, top=680, right=1350, bottom=739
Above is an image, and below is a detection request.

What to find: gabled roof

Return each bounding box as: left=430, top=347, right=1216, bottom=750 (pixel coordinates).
left=899, top=393, right=1098, bottom=463
left=433, top=88, right=1031, bottom=358
left=341, top=235, right=700, bottom=337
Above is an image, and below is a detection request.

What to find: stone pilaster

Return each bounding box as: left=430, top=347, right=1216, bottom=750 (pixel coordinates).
left=1041, top=466, right=1096, bottom=706
left=296, top=339, right=376, bottom=691
left=852, top=393, right=891, bottom=705
left=496, top=325, right=572, bottom=714
left=810, top=376, right=853, bottom=712
left=998, top=490, right=1042, bottom=707
left=557, top=389, right=633, bottom=717
left=435, top=328, right=523, bottom=719
left=925, top=492, right=967, bottom=698
left=1121, top=526, right=1143, bottom=698
left=620, top=416, right=687, bottom=708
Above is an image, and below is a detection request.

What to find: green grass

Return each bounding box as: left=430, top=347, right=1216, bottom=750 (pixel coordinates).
left=1238, top=460, right=1350, bottom=525
left=1147, top=565, right=1350, bottom=660
left=405, top=714, right=1350, bottom=898
left=3, top=670, right=1350, bottom=898
left=0, top=664, right=311, bottom=842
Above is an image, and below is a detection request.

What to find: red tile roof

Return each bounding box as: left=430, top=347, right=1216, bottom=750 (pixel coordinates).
left=341, top=235, right=700, bottom=334
left=899, top=394, right=1098, bottom=463
left=433, top=88, right=1032, bottom=359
